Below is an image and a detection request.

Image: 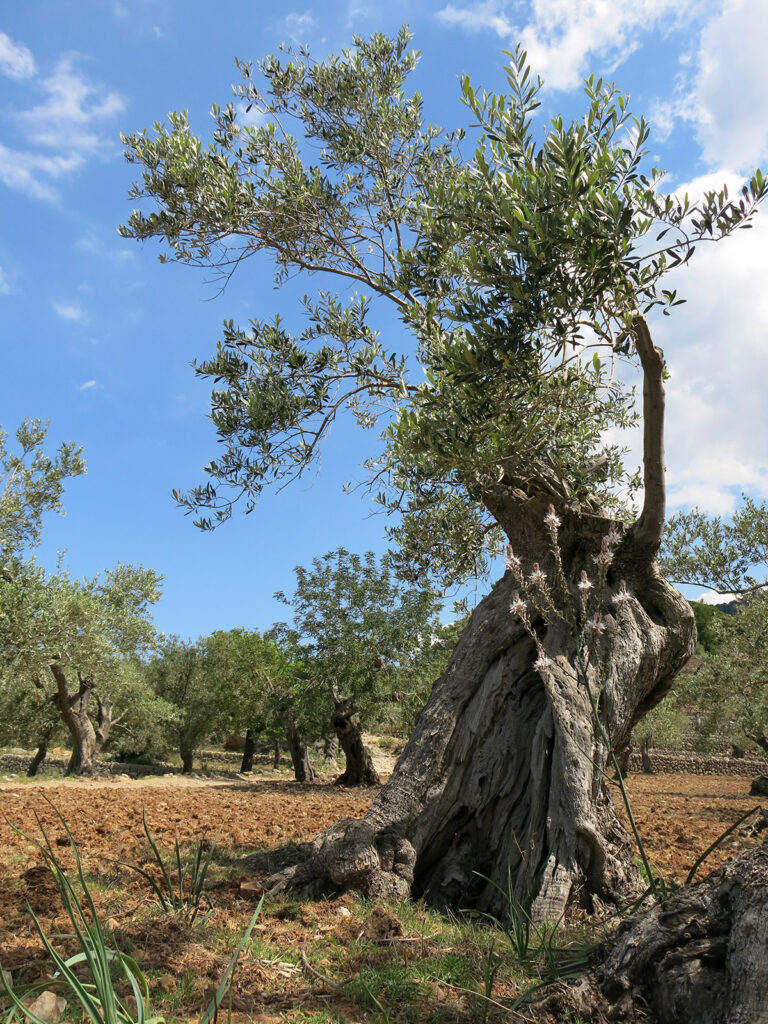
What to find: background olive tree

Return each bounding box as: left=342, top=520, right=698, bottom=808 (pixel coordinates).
left=273, top=547, right=442, bottom=786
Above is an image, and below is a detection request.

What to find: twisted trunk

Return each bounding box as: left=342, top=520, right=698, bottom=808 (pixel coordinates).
left=331, top=707, right=380, bottom=787
left=27, top=734, right=52, bottom=777
left=538, top=840, right=768, bottom=1023
left=286, top=725, right=316, bottom=783
left=259, top=320, right=694, bottom=919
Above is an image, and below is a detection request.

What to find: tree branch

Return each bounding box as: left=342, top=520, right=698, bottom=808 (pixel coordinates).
left=633, top=316, right=666, bottom=547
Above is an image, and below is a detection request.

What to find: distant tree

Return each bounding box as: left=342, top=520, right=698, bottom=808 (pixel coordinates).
left=684, top=597, right=768, bottom=756
left=0, top=562, right=161, bottom=775
left=274, top=548, right=442, bottom=786
left=146, top=637, right=212, bottom=773
left=203, top=628, right=289, bottom=772
left=0, top=418, right=85, bottom=567
left=663, top=497, right=768, bottom=600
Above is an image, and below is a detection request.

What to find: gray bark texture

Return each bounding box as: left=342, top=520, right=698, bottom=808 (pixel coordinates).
left=50, top=666, right=115, bottom=776
left=264, top=505, right=695, bottom=920
left=536, top=840, right=768, bottom=1024
left=332, top=708, right=381, bottom=787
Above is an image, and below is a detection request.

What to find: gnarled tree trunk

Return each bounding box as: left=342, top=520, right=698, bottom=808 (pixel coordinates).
left=286, top=725, right=316, bottom=783
left=240, top=728, right=256, bottom=773
left=258, top=321, right=694, bottom=921
left=537, top=839, right=768, bottom=1023
left=49, top=666, right=121, bottom=776
left=331, top=706, right=381, bottom=787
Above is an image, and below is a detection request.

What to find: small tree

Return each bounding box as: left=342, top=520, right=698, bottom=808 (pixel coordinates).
left=1, top=561, right=162, bottom=775
left=203, top=628, right=289, bottom=772
left=0, top=418, right=85, bottom=567
left=274, top=548, right=442, bottom=786
left=146, top=637, right=213, bottom=773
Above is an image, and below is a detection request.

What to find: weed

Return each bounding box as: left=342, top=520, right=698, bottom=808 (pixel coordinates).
left=119, top=809, right=221, bottom=924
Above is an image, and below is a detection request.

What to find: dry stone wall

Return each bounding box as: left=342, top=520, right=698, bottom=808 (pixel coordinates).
left=628, top=749, right=768, bottom=777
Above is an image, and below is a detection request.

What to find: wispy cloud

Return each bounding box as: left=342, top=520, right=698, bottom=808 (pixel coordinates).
left=18, top=55, right=125, bottom=156
left=0, top=32, right=35, bottom=79
left=78, top=379, right=97, bottom=391
left=53, top=301, right=87, bottom=323
left=436, top=2, right=512, bottom=37
left=0, top=266, right=10, bottom=295
left=435, top=1, right=699, bottom=91
left=278, top=10, right=317, bottom=43
left=0, top=44, right=125, bottom=203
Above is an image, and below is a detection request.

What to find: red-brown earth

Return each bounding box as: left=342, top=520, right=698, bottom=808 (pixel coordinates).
left=0, top=767, right=763, bottom=1023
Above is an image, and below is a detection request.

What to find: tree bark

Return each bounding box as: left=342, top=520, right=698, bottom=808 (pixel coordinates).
left=49, top=665, right=98, bottom=776
left=331, top=708, right=381, bottom=787
left=536, top=840, right=768, bottom=1023
left=286, top=726, right=316, bottom=783
left=273, top=739, right=281, bottom=768
left=240, top=728, right=256, bottom=773
left=640, top=736, right=655, bottom=774
left=323, top=734, right=339, bottom=762
left=27, top=737, right=50, bottom=777
left=180, top=748, right=194, bottom=773
left=259, top=321, right=694, bottom=920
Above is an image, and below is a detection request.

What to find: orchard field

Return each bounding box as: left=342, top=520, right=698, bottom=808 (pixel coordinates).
left=1, top=756, right=763, bottom=1024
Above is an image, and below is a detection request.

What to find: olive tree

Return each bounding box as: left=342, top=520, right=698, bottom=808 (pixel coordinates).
left=1, top=561, right=161, bottom=775
left=203, top=627, right=290, bottom=772
left=121, top=30, right=766, bottom=921
left=273, top=548, right=442, bottom=786
left=0, top=418, right=85, bottom=567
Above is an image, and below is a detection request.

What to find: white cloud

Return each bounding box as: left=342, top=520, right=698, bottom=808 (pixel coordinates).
left=694, top=589, right=740, bottom=604
left=0, top=32, right=35, bottom=79
left=54, top=301, right=87, bottom=322
left=436, top=2, right=513, bottom=36
left=18, top=55, right=125, bottom=156
left=690, top=0, right=768, bottom=171
left=658, top=204, right=768, bottom=515
left=0, top=266, right=10, bottom=294
left=435, top=1, right=699, bottom=91
left=0, top=51, right=125, bottom=202
left=79, top=379, right=97, bottom=390
left=279, top=10, right=317, bottom=43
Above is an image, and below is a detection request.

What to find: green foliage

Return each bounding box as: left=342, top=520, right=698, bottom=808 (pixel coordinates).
left=120, top=810, right=220, bottom=924
left=272, top=547, right=442, bottom=732
left=689, top=600, right=728, bottom=653
left=145, top=637, right=211, bottom=767
left=121, top=31, right=766, bottom=587
left=202, top=627, right=289, bottom=739
left=690, top=594, right=768, bottom=754
left=146, top=630, right=290, bottom=765
left=0, top=418, right=85, bottom=566
left=663, top=496, right=768, bottom=596
left=632, top=688, right=687, bottom=750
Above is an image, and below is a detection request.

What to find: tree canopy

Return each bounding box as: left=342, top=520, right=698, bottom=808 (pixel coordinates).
left=121, top=29, right=766, bottom=586
left=0, top=418, right=85, bottom=568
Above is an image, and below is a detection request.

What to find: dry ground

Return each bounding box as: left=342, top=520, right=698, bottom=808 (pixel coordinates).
left=0, top=767, right=763, bottom=1023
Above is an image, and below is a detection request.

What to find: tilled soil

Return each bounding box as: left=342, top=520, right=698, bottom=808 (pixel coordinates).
left=0, top=768, right=763, bottom=1022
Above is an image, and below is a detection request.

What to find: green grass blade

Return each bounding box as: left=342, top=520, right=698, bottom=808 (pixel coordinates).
left=143, top=809, right=178, bottom=909
left=198, top=897, right=264, bottom=1024
left=685, top=806, right=760, bottom=885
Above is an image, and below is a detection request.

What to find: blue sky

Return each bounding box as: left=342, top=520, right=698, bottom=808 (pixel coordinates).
left=1, top=0, right=767, bottom=635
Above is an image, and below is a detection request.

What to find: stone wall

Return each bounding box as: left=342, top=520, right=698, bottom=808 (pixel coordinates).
left=628, top=749, right=768, bottom=778
left=0, top=754, right=177, bottom=778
